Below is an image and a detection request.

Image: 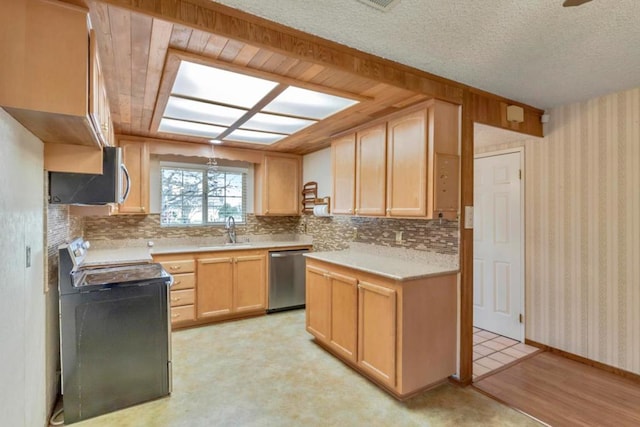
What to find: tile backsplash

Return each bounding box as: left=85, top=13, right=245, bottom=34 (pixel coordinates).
left=83, top=213, right=459, bottom=255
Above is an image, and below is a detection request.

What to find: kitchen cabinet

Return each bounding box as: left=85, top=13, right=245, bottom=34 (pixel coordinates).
left=197, top=250, right=266, bottom=320
left=155, top=255, right=197, bottom=326
left=118, top=140, right=150, bottom=214
left=254, top=154, right=301, bottom=216
left=0, top=0, right=111, bottom=154
left=331, top=134, right=356, bottom=215
left=357, top=280, right=397, bottom=387
left=89, top=32, right=114, bottom=148
left=331, top=99, right=459, bottom=219
left=386, top=108, right=428, bottom=217
left=305, top=265, right=358, bottom=362
left=355, top=123, right=387, bottom=216
left=305, top=258, right=457, bottom=399
left=426, top=100, right=460, bottom=219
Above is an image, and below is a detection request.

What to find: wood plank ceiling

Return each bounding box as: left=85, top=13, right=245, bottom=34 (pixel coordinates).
left=89, top=2, right=429, bottom=154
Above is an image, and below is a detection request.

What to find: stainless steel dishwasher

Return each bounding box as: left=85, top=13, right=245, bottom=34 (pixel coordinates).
left=268, top=249, right=309, bottom=313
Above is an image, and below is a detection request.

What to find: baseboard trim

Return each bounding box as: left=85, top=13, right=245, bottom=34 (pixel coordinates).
left=525, top=339, right=640, bottom=384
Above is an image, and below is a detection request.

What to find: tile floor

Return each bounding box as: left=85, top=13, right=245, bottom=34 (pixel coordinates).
left=67, top=311, right=540, bottom=426
left=472, top=327, right=540, bottom=380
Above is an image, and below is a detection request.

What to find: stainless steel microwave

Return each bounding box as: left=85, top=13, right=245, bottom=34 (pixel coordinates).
left=49, top=147, right=130, bottom=205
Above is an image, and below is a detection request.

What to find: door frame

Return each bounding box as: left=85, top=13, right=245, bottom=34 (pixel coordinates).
left=473, top=147, right=526, bottom=342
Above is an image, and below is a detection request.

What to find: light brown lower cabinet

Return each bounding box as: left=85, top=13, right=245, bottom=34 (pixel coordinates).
left=197, top=250, right=267, bottom=320
left=155, top=255, right=197, bottom=327
left=154, top=249, right=267, bottom=329
left=305, top=259, right=457, bottom=399
left=305, top=265, right=358, bottom=362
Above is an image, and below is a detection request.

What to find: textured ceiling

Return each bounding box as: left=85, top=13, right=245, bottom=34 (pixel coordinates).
left=210, top=0, right=640, bottom=109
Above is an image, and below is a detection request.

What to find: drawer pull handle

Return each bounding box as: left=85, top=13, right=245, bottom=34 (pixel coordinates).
left=174, top=280, right=181, bottom=285
left=171, top=313, right=180, bottom=318
left=171, top=297, right=180, bottom=302
left=169, top=266, right=182, bottom=270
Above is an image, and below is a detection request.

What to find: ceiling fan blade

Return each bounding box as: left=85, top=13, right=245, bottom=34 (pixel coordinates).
left=563, top=0, right=593, bottom=6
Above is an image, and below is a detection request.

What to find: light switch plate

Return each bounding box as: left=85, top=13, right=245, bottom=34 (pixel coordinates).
left=464, top=206, right=474, bottom=229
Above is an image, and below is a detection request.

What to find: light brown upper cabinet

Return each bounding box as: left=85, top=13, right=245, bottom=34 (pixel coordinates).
left=426, top=100, right=460, bottom=219
left=386, top=108, right=428, bottom=217
left=0, top=0, right=111, bottom=151
left=254, top=154, right=301, bottom=216
left=331, top=99, right=460, bottom=220
left=118, top=140, right=150, bottom=215
left=355, top=123, right=387, bottom=216
left=331, top=134, right=356, bottom=215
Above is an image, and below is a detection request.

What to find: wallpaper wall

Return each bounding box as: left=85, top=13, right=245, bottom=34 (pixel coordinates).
left=83, top=214, right=459, bottom=255
left=478, top=87, right=640, bottom=375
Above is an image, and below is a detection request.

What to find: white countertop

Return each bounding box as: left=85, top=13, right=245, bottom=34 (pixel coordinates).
left=304, top=243, right=458, bottom=281
left=82, top=235, right=312, bottom=266
left=82, top=247, right=153, bottom=267
left=150, top=240, right=312, bottom=255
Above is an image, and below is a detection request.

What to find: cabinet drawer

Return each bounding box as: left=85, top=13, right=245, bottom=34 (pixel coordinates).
left=171, top=273, right=195, bottom=290
left=170, top=289, right=195, bottom=307
left=170, top=304, right=195, bottom=323
left=160, top=260, right=195, bottom=274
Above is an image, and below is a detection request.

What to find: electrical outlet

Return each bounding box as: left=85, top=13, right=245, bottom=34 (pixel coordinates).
left=395, top=230, right=403, bottom=243
left=353, top=227, right=358, bottom=239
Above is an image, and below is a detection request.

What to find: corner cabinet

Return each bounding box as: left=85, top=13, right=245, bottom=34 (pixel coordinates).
left=254, top=154, right=301, bottom=216
left=118, top=140, right=150, bottom=215
left=306, top=265, right=358, bottom=362
left=0, top=0, right=112, bottom=151
left=305, top=259, right=457, bottom=399
left=331, top=99, right=460, bottom=220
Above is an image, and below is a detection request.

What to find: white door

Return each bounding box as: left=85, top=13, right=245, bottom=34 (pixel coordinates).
left=473, top=151, right=523, bottom=340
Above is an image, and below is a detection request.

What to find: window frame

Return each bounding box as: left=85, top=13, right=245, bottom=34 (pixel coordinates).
left=159, top=162, right=248, bottom=227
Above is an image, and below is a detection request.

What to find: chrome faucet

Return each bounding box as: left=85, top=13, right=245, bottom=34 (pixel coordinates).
left=225, top=215, right=236, bottom=244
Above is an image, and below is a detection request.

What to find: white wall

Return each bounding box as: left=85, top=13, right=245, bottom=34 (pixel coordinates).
left=302, top=147, right=332, bottom=198
left=0, top=109, right=47, bottom=425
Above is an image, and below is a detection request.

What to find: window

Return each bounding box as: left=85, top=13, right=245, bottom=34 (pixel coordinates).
left=160, top=164, right=246, bottom=226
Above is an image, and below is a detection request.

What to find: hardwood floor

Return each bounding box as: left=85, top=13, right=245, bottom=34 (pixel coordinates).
left=474, top=352, right=640, bottom=427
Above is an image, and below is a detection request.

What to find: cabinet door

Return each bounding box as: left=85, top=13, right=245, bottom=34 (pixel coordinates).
left=358, top=281, right=397, bottom=387
left=355, top=123, right=386, bottom=216
left=263, top=155, right=300, bottom=215
left=234, top=254, right=266, bottom=312
left=329, top=272, right=358, bottom=362
left=305, top=266, right=331, bottom=342
left=331, top=134, right=356, bottom=215
left=197, top=257, right=234, bottom=319
left=118, top=141, right=149, bottom=214
left=387, top=109, right=427, bottom=217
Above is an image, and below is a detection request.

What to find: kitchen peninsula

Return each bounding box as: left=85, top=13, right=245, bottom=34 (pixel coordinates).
left=305, top=244, right=458, bottom=399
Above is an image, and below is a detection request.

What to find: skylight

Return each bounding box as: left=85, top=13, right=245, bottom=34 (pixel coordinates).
left=157, top=60, right=359, bottom=145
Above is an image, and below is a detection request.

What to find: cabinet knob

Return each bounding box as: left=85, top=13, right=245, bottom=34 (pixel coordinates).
left=265, top=210, right=269, bottom=214
left=355, top=209, right=359, bottom=214
left=141, top=207, right=146, bottom=212
left=386, top=209, right=391, bottom=213
left=348, top=208, right=353, bottom=213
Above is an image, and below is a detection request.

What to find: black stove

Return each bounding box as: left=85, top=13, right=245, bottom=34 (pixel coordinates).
left=58, top=237, right=172, bottom=424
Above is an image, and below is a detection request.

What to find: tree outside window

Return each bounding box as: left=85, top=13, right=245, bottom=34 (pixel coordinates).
left=161, top=166, right=246, bottom=226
